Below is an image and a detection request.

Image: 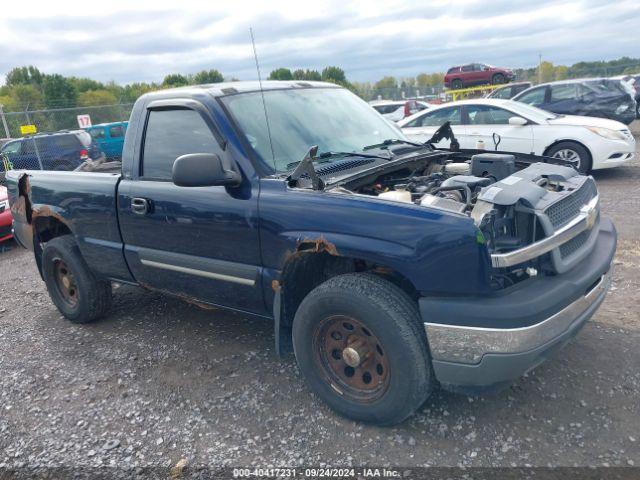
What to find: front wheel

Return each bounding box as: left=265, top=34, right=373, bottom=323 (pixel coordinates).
left=547, top=141, right=592, bottom=173
left=292, top=273, right=434, bottom=425
left=492, top=73, right=505, bottom=84
left=451, top=79, right=463, bottom=90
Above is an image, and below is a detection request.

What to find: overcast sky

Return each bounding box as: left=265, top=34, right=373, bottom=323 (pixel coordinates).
left=1, top=0, right=639, bottom=85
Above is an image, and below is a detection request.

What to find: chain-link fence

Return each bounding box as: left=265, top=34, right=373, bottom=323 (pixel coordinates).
left=0, top=103, right=132, bottom=176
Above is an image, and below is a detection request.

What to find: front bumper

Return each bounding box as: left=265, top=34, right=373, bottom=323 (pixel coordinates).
left=420, top=218, right=616, bottom=390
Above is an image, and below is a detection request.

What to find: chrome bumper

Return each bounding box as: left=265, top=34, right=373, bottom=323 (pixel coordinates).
left=424, top=268, right=611, bottom=365
left=490, top=195, right=599, bottom=268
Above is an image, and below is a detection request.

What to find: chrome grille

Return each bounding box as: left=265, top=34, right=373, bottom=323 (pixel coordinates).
left=545, top=180, right=597, bottom=229
left=559, top=229, right=589, bottom=258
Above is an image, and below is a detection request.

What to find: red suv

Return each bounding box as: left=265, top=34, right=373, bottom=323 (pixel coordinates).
left=444, top=63, right=513, bottom=90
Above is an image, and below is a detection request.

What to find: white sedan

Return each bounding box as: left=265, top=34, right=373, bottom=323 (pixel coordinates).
left=370, top=100, right=431, bottom=123
left=398, top=98, right=635, bottom=172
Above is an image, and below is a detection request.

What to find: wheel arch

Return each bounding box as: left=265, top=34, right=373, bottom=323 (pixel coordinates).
left=32, top=216, right=73, bottom=277
left=273, top=244, right=420, bottom=356
left=543, top=138, right=594, bottom=163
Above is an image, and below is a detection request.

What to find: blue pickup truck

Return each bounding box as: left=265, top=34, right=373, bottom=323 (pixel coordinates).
left=6, top=81, right=616, bottom=425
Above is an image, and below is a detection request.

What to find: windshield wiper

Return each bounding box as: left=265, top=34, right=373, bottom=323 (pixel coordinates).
left=317, top=150, right=391, bottom=161
left=363, top=138, right=425, bottom=150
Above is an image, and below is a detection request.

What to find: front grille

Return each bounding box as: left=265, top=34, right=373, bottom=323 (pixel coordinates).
left=559, top=229, right=590, bottom=258
left=545, top=179, right=597, bottom=229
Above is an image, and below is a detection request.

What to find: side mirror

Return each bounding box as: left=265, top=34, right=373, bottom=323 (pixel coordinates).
left=172, top=153, right=241, bottom=187
left=508, top=116, right=528, bottom=126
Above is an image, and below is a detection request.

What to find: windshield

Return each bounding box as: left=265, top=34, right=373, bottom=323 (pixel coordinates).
left=222, top=87, right=404, bottom=173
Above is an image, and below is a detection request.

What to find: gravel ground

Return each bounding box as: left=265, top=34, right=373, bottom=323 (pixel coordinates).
left=1, top=125, right=639, bottom=476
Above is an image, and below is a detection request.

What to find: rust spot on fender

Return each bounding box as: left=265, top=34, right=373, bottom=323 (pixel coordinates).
left=295, top=236, right=339, bottom=256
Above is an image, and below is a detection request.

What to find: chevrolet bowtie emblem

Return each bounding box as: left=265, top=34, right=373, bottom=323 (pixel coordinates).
left=581, top=203, right=597, bottom=229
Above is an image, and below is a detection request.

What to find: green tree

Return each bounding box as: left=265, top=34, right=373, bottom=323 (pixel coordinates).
left=292, top=69, right=306, bottom=80
left=539, top=61, right=555, bottom=83
left=6, top=66, right=44, bottom=87
left=351, top=81, right=373, bottom=100
left=268, top=68, right=293, bottom=80
left=4, top=84, right=43, bottom=110
left=120, top=82, right=157, bottom=103
left=554, top=65, right=569, bottom=81
left=321, top=66, right=346, bottom=84
left=193, top=69, right=224, bottom=84
left=42, top=74, right=78, bottom=108
left=78, top=89, right=118, bottom=107
left=69, top=76, right=104, bottom=93
left=415, top=73, right=429, bottom=88
left=162, top=74, right=189, bottom=88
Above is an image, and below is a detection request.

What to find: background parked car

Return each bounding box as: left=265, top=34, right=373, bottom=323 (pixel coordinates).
left=513, top=78, right=637, bottom=125
left=85, top=121, right=128, bottom=160
left=398, top=98, right=635, bottom=173
left=486, top=82, right=532, bottom=99
left=0, top=185, right=12, bottom=242
left=0, top=130, right=104, bottom=172
left=369, top=99, right=430, bottom=122
left=444, top=63, right=514, bottom=90
left=611, top=74, right=640, bottom=118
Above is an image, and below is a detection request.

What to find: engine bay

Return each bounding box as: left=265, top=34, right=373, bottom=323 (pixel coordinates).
left=337, top=152, right=597, bottom=288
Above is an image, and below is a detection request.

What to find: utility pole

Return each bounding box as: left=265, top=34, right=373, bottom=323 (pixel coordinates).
left=538, top=53, right=542, bottom=84
left=0, top=105, right=10, bottom=139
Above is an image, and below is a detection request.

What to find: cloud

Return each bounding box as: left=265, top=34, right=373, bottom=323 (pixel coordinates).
left=0, top=0, right=638, bottom=84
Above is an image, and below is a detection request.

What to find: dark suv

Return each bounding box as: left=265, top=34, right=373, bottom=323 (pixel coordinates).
left=513, top=78, right=637, bottom=125
left=0, top=130, right=104, bottom=173
left=444, top=63, right=514, bottom=90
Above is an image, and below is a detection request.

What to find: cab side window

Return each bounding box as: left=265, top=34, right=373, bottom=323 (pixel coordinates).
left=109, top=125, right=125, bottom=138
left=141, top=109, right=223, bottom=180
left=405, top=107, right=462, bottom=127
left=516, top=87, right=546, bottom=106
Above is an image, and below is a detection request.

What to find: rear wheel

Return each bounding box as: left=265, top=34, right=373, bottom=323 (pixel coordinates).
left=451, top=79, right=463, bottom=90
left=492, top=73, right=505, bottom=84
left=292, top=273, right=434, bottom=425
left=42, top=235, right=112, bottom=323
left=547, top=141, right=592, bottom=173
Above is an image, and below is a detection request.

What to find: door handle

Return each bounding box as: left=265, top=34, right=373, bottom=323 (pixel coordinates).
left=131, top=197, right=150, bottom=215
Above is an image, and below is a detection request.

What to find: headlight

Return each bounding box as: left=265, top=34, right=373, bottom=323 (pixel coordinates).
left=585, top=126, right=626, bottom=140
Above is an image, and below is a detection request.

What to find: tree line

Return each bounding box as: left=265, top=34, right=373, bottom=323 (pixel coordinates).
left=0, top=66, right=228, bottom=112
left=1, top=56, right=639, bottom=113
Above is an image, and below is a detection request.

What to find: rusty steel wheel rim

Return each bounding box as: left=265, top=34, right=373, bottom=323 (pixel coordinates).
left=313, top=315, right=390, bottom=403
left=53, top=258, right=78, bottom=307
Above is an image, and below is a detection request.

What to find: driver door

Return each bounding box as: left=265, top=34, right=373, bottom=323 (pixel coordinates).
left=117, top=104, right=264, bottom=313
left=464, top=104, right=533, bottom=153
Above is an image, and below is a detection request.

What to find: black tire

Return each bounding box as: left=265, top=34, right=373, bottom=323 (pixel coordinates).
left=292, top=273, right=434, bottom=425
left=492, top=73, right=505, bottom=84
left=451, top=79, right=463, bottom=90
left=546, top=141, right=592, bottom=174
left=42, top=235, right=112, bottom=323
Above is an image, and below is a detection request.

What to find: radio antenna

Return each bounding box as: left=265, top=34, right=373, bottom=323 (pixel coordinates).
left=250, top=27, right=276, bottom=167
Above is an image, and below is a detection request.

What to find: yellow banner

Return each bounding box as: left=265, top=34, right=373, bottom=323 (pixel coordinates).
left=20, top=124, right=37, bottom=135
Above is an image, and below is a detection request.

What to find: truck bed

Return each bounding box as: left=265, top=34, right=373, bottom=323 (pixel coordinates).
left=5, top=170, right=133, bottom=282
